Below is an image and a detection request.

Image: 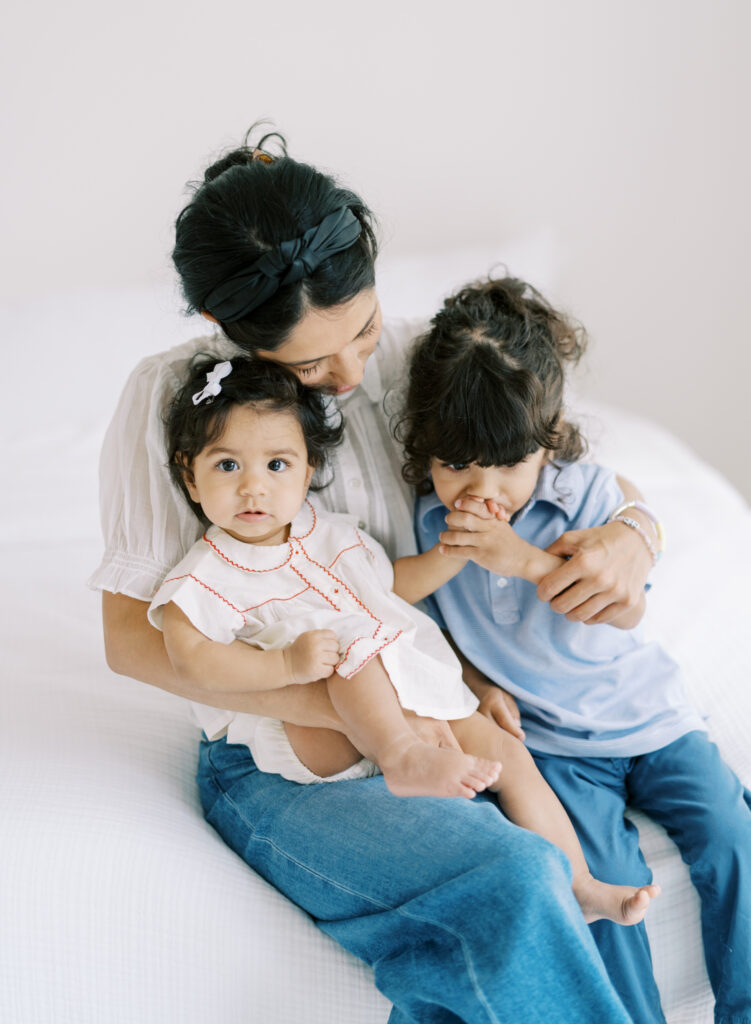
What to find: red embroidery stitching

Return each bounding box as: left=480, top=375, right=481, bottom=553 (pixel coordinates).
left=355, top=529, right=377, bottom=561
left=203, top=532, right=293, bottom=573
left=241, top=587, right=309, bottom=612
left=164, top=573, right=246, bottom=622
left=288, top=498, right=317, bottom=540
left=329, top=541, right=366, bottom=568
left=297, top=539, right=379, bottom=623
left=289, top=564, right=341, bottom=610
left=336, top=630, right=404, bottom=679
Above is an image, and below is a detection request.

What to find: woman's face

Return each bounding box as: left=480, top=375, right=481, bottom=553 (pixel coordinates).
left=256, top=288, right=382, bottom=395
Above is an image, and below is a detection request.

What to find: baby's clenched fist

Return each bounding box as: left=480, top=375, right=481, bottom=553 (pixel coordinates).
left=284, top=629, right=341, bottom=684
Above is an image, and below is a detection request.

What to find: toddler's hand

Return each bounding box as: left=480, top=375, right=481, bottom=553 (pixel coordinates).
left=439, top=498, right=530, bottom=578
left=477, top=685, right=525, bottom=741
left=284, top=629, right=340, bottom=684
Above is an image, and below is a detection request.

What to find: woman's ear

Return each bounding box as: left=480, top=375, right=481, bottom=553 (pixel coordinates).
left=201, top=310, right=219, bottom=325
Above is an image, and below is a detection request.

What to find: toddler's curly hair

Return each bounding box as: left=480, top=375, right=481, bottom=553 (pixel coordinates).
left=396, top=277, right=588, bottom=495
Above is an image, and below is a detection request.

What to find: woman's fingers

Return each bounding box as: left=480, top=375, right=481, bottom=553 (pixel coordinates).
left=536, top=555, right=589, bottom=602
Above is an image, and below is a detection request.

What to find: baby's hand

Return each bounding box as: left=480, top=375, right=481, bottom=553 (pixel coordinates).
left=284, top=629, right=340, bottom=684
left=440, top=498, right=530, bottom=578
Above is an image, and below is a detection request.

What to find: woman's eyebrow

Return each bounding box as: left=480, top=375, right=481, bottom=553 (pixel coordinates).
left=284, top=304, right=379, bottom=366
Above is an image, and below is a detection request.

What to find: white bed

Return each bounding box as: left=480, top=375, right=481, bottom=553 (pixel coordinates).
left=2, top=248, right=749, bottom=1023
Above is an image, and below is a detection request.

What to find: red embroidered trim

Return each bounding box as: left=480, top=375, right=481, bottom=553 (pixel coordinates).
left=241, top=586, right=309, bottom=612
left=297, top=539, right=378, bottom=622
left=203, top=532, right=293, bottom=573
left=162, top=573, right=246, bottom=621
left=336, top=630, right=404, bottom=679
left=289, top=564, right=341, bottom=610
left=288, top=498, right=317, bottom=541
left=329, top=541, right=366, bottom=569
left=355, top=529, right=377, bottom=561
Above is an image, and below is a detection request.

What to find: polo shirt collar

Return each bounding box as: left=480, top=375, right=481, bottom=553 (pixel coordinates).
left=513, top=462, right=581, bottom=523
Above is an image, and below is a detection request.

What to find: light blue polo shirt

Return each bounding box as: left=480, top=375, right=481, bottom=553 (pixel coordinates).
left=416, top=462, right=705, bottom=758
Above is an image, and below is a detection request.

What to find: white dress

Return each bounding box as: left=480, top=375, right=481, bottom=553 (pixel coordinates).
left=148, top=498, right=479, bottom=784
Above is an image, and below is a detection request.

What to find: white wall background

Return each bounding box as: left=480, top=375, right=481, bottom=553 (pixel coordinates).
left=2, top=0, right=749, bottom=499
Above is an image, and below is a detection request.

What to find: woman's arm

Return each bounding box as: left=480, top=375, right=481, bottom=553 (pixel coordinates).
left=102, top=592, right=344, bottom=728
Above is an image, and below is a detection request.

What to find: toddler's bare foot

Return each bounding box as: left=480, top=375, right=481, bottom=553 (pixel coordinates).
left=379, top=740, right=501, bottom=799
left=574, top=875, right=661, bottom=925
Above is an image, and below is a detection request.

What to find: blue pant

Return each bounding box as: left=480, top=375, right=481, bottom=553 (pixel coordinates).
left=197, top=736, right=633, bottom=1024
left=533, top=731, right=751, bottom=1024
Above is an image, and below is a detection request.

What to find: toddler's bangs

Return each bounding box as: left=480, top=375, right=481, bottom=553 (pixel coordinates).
left=427, top=357, right=558, bottom=469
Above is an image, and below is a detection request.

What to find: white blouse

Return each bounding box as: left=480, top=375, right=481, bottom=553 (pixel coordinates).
left=88, top=317, right=426, bottom=600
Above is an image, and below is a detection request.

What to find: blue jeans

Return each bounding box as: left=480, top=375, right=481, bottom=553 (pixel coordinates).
left=197, top=736, right=632, bottom=1024
left=533, top=731, right=751, bottom=1024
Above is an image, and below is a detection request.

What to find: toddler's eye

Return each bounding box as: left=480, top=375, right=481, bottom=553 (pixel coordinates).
left=217, top=459, right=239, bottom=472
left=444, top=462, right=469, bottom=472
left=268, top=458, right=288, bottom=472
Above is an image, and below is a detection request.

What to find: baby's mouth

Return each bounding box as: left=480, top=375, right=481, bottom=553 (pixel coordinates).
left=236, top=510, right=270, bottom=520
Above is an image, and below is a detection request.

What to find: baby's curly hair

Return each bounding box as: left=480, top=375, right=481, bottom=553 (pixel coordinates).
left=166, top=354, right=343, bottom=518
left=395, top=277, right=588, bottom=495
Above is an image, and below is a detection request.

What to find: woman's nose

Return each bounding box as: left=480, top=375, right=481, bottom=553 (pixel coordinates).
left=329, top=347, right=365, bottom=388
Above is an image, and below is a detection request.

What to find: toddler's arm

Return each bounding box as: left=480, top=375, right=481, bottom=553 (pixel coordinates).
left=392, top=544, right=468, bottom=604
left=161, top=602, right=340, bottom=691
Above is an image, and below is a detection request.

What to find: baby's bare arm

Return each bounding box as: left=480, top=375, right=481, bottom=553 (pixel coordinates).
left=162, top=603, right=340, bottom=690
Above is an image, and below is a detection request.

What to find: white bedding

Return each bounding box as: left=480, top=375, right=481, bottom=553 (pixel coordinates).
left=1, top=273, right=749, bottom=1023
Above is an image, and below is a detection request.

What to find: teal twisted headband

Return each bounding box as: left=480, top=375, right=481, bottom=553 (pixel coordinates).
left=203, top=206, right=363, bottom=322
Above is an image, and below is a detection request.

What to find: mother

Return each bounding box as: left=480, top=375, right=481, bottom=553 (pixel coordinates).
left=95, top=127, right=651, bottom=1023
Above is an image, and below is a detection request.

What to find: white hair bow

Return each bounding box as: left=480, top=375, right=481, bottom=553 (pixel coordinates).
left=192, top=361, right=233, bottom=405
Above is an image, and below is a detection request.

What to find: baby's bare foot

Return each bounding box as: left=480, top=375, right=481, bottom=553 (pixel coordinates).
left=574, top=875, right=661, bottom=925
left=380, top=740, right=501, bottom=799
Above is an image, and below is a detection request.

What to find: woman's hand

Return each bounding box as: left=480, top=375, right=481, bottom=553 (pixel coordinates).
left=538, top=521, right=651, bottom=625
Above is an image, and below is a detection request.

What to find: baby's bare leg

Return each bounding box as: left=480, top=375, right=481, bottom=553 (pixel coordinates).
left=327, top=659, right=501, bottom=799
left=283, top=724, right=364, bottom=778
left=450, top=713, right=659, bottom=925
